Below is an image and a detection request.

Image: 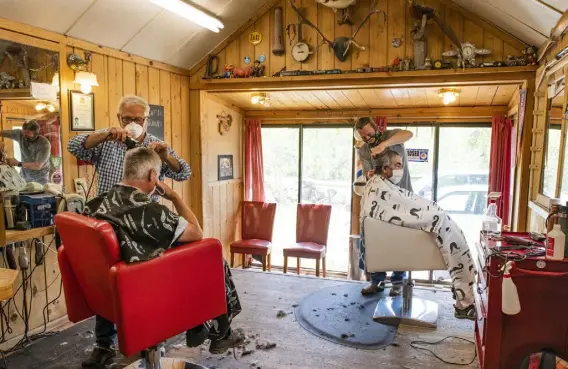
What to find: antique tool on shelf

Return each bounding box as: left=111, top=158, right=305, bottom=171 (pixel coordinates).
left=291, top=7, right=313, bottom=63
left=202, top=55, right=219, bottom=79
left=273, top=7, right=285, bottom=55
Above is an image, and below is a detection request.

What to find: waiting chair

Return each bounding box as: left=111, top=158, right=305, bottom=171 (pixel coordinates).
left=364, top=217, right=446, bottom=328
left=55, top=212, right=226, bottom=369
left=283, top=204, right=331, bottom=277
left=230, top=201, right=277, bottom=271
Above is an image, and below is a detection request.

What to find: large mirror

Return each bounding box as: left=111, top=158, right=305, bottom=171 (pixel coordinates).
left=0, top=39, right=62, bottom=189
left=541, top=77, right=565, bottom=199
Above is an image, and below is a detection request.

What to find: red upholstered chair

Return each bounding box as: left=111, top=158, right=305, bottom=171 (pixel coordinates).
left=230, top=201, right=277, bottom=271
left=55, top=212, right=225, bottom=369
left=283, top=204, right=332, bottom=277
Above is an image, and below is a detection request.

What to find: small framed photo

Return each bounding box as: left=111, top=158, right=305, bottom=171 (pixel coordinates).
left=218, top=154, right=234, bottom=181
left=69, top=90, right=95, bottom=131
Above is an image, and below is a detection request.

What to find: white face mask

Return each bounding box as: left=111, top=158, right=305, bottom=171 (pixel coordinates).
left=390, top=169, right=403, bottom=185
left=124, top=122, right=145, bottom=139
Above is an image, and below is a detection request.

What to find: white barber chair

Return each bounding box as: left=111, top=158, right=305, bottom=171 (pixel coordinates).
left=364, top=217, right=446, bottom=328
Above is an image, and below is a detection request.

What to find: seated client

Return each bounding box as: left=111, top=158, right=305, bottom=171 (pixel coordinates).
left=81, top=147, right=242, bottom=368
left=359, top=150, right=476, bottom=320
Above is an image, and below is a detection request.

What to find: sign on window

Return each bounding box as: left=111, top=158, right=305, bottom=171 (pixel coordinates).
left=407, top=149, right=429, bottom=162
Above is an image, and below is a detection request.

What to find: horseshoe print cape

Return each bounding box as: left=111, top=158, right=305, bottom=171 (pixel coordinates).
left=360, top=176, right=476, bottom=308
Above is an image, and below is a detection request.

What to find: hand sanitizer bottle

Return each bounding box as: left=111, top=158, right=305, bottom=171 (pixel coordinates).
left=482, top=192, right=502, bottom=238
left=546, top=224, right=565, bottom=260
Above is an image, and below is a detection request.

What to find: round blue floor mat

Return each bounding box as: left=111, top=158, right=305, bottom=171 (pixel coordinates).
left=295, top=283, right=398, bottom=349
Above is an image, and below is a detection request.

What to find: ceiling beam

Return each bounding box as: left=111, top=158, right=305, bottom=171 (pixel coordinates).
left=192, top=66, right=537, bottom=91
left=188, top=0, right=283, bottom=76
left=245, top=106, right=509, bottom=120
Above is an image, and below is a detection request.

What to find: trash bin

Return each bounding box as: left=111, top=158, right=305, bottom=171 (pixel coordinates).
left=348, top=235, right=364, bottom=281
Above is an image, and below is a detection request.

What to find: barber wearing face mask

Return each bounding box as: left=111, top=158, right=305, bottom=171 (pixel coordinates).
left=354, top=117, right=413, bottom=296
left=68, top=95, right=191, bottom=201
left=0, top=120, right=52, bottom=185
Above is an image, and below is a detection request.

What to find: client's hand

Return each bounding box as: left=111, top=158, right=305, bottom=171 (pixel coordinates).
left=156, top=181, right=178, bottom=201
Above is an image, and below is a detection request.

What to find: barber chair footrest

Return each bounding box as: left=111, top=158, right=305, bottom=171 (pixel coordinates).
left=124, top=357, right=209, bottom=369
left=373, top=296, right=438, bottom=329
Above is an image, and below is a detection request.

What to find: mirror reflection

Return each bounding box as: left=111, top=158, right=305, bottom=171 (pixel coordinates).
left=0, top=39, right=62, bottom=189
left=542, top=79, right=565, bottom=198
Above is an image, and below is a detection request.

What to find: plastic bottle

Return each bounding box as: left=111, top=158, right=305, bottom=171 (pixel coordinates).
left=482, top=192, right=502, bottom=238
left=546, top=224, right=565, bottom=260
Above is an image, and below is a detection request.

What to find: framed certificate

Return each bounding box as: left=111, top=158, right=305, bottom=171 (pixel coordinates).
left=69, top=90, right=95, bottom=131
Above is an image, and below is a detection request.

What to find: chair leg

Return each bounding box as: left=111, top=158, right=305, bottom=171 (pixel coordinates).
left=262, top=255, right=267, bottom=272
left=267, top=253, right=272, bottom=272
left=322, top=256, right=326, bottom=278
left=316, top=258, right=320, bottom=277
left=297, top=257, right=301, bottom=275
left=283, top=257, right=288, bottom=274
left=241, top=254, right=246, bottom=269
left=230, top=252, right=235, bottom=268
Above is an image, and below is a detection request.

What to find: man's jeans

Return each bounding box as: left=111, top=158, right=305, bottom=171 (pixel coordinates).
left=95, top=315, right=116, bottom=348
left=370, top=271, right=406, bottom=286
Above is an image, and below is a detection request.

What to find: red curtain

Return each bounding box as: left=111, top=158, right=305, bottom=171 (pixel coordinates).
left=374, top=116, right=387, bottom=132
left=244, top=119, right=265, bottom=202
left=488, top=116, right=513, bottom=226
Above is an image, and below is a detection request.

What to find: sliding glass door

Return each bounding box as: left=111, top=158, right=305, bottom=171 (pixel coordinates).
left=262, top=125, right=353, bottom=272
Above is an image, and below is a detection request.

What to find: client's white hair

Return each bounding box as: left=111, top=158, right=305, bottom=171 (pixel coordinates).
left=376, top=150, right=401, bottom=171
left=118, top=95, right=150, bottom=116
left=123, top=147, right=162, bottom=180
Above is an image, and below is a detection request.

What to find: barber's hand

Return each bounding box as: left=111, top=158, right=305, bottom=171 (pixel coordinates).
left=371, top=142, right=386, bottom=157
left=106, top=127, right=128, bottom=142
left=148, top=142, right=169, bottom=161
left=6, top=158, right=18, bottom=167
left=156, top=181, right=178, bottom=201
left=366, top=169, right=376, bottom=178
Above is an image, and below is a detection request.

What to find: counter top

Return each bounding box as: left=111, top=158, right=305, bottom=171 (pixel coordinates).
left=4, top=226, right=55, bottom=245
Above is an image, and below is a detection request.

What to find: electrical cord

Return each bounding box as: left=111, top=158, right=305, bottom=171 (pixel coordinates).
left=410, top=336, right=477, bottom=366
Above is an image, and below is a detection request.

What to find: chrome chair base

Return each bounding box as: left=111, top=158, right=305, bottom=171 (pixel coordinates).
left=122, top=346, right=209, bottom=369
left=372, top=278, right=438, bottom=328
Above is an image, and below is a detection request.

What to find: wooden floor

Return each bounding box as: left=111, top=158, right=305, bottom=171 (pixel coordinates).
left=169, top=269, right=478, bottom=369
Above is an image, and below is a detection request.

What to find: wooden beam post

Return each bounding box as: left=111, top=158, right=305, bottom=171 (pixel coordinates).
left=517, top=78, right=536, bottom=231
left=189, top=90, right=204, bottom=224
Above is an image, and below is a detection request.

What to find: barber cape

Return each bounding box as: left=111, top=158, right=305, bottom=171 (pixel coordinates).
left=0, top=165, right=26, bottom=192
left=360, top=176, right=476, bottom=305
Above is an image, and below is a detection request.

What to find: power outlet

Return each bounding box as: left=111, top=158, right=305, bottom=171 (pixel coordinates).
left=74, top=178, right=88, bottom=198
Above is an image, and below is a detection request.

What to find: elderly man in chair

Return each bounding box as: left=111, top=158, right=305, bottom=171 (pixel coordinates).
left=359, top=150, right=476, bottom=320
left=81, top=147, right=242, bottom=368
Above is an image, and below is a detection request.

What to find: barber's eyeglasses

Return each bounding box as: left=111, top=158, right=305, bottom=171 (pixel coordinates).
left=120, top=116, right=147, bottom=125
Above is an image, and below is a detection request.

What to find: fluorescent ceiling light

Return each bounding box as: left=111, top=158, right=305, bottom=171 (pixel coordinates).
left=151, top=0, right=224, bottom=33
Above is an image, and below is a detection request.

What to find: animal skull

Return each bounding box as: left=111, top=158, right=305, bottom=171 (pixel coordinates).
left=315, top=0, right=357, bottom=25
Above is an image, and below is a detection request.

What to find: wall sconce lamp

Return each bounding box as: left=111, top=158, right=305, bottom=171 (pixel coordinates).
left=67, top=52, right=99, bottom=94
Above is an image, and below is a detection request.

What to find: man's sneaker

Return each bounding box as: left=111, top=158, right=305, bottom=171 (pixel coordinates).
left=454, top=305, right=476, bottom=321
left=361, top=282, right=385, bottom=296
left=209, top=329, right=245, bottom=354
left=389, top=283, right=403, bottom=297
left=82, top=346, right=116, bottom=368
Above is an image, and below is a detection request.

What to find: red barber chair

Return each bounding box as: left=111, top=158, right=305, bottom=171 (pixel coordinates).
left=55, top=213, right=227, bottom=369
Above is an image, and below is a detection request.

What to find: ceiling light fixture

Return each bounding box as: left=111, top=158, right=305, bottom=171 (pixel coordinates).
left=438, top=88, right=460, bottom=105
left=251, top=93, right=270, bottom=106
left=35, top=102, right=47, bottom=111
left=150, top=0, right=224, bottom=33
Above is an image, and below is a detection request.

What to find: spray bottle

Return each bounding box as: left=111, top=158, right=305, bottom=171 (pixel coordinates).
left=482, top=192, right=502, bottom=238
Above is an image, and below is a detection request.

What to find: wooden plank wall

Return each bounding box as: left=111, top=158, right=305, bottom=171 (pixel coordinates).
left=58, top=47, right=192, bottom=212
left=190, top=0, right=526, bottom=80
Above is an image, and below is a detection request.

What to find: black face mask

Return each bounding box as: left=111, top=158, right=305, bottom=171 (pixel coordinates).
left=24, top=132, right=39, bottom=142
left=364, top=131, right=383, bottom=148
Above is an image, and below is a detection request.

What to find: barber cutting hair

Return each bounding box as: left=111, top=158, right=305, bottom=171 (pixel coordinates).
left=67, top=95, right=191, bottom=368
left=0, top=120, right=51, bottom=184
left=68, top=95, right=191, bottom=198
left=355, top=117, right=413, bottom=296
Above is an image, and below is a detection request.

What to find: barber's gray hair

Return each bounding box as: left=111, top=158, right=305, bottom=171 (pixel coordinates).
left=23, top=120, right=40, bottom=132
left=375, top=150, right=401, bottom=172
left=118, top=95, right=150, bottom=116
left=123, top=147, right=162, bottom=181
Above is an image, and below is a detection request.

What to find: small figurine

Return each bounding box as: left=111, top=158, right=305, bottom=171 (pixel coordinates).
left=251, top=60, right=265, bottom=77
left=424, top=57, right=432, bottom=70
left=232, top=66, right=253, bottom=78
left=506, top=55, right=527, bottom=67
left=17, top=80, right=25, bottom=89
left=223, top=64, right=234, bottom=78
left=392, top=57, right=401, bottom=71
left=522, top=46, right=537, bottom=66
left=443, top=42, right=492, bottom=68
left=0, top=72, right=15, bottom=89
left=402, top=57, right=413, bottom=71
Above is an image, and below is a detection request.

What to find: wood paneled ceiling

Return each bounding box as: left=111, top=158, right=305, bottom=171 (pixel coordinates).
left=211, top=85, right=520, bottom=111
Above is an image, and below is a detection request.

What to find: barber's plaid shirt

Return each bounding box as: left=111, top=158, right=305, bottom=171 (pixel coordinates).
left=68, top=130, right=191, bottom=196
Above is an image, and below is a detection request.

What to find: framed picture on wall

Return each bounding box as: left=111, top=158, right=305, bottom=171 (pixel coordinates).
left=218, top=155, right=234, bottom=181
left=69, top=90, right=95, bottom=131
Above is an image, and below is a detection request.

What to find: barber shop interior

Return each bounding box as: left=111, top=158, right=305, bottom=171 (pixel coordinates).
left=0, top=0, right=567, bottom=368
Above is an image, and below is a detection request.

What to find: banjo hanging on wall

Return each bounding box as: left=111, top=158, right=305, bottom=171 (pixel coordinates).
left=291, top=8, right=314, bottom=63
